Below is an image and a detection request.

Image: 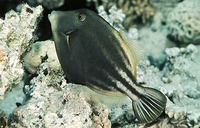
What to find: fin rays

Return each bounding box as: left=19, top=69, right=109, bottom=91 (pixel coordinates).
left=132, top=87, right=167, bottom=123
left=119, top=30, right=144, bottom=62
left=118, top=30, right=144, bottom=76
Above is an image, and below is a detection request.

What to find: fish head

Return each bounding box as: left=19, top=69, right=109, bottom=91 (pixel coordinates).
left=48, top=9, right=98, bottom=79
left=48, top=9, right=97, bottom=38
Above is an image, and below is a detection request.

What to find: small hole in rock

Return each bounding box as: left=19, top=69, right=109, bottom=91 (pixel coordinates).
left=26, top=8, right=33, bottom=13
left=38, top=115, right=42, bottom=119
left=16, top=102, right=22, bottom=107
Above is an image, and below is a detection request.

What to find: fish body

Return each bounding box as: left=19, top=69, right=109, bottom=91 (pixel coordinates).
left=48, top=9, right=167, bottom=123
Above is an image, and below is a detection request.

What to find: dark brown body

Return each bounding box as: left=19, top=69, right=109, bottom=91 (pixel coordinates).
left=49, top=9, right=167, bottom=123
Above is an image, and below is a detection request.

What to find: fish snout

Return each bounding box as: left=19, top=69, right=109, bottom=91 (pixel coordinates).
left=48, top=11, right=60, bottom=22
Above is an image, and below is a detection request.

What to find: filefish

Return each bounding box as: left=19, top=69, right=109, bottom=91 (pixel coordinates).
left=48, top=9, right=167, bottom=123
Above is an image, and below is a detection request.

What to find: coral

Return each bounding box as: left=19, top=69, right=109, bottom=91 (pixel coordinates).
left=23, top=40, right=61, bottom=74
left=0, top=80, right=26, bottom=115
left=167, top=0, right=200, bottom=44
left=98, top=5, right=139, bottom=42
left=138, top=26, right=175, bottom=68
left=98, top=5, right=126, bottom=31
left=23, top=39, right=63, bottom=94
left=163, top=44, right=199, bottom=84
left=10, top=83, right=110, bottom=128
left=1, top=2, right=200, bottom=128
left=0, top=4, right=43, bottom=101
left=0, top=110, right=9, bottom=128
left=138, top=44, right=200, bottom=127
left=24, top=43, right=64, bottom=91
left=0, top=50, right=5, bottom=62
left=102, top=0, right=155, bottom=28
left=109, top=103, right=135, bottom=127
left=150, top=0, right=181, bottom=20
left=138, top=111, right=188, bottom=128
left=90, top=99, right=111, bottom=128
left=84, top=85, right=136, bottom=128
left=162, top=44, right=200, bottom=125
left=27, top=0, right=65, bottom=9
left=14, top=39, right=111, bottom=127
left=22, top=38, right=133, bottom=127
left=125, top=28, right=139, bottom=41
left=88, top=0, right=155, bottom=28
left=134, top=44, right=200, bottom=127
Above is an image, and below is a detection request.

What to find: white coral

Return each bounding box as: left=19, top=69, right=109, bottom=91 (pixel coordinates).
left=98, top=5, right=125, bottom=31
left=167, top=0, right=200, bottom=44
left=0, top=4, right=43, bottom=101
left=10, top=83, right=110, bottom=128
left=23, top=40, right=61, bottom=74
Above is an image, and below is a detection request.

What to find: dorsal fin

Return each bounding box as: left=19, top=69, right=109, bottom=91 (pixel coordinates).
left=119, top=29, right=144, bottom=67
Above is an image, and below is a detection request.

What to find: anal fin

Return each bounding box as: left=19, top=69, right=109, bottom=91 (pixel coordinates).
left=86, top=83, right=125, bottom=97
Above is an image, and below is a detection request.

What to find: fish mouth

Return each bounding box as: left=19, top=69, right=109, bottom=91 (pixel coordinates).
left=48, top=11, right=60, bottom=23
left=65, top=29, right=77, bottom=46
left=65, top=29, right=77, bottom=35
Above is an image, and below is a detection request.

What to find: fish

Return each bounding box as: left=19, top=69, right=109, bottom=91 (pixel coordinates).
left=48, top=9, right=167, bottom=123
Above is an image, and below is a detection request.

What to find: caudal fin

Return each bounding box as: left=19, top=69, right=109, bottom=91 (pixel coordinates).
left=132, top=87, right=167, bottom=123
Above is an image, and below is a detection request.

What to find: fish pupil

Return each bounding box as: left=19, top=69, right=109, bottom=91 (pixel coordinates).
left=78, top=13, right=86, bottom=21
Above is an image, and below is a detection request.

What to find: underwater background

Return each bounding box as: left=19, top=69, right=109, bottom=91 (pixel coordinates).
left=0, top=0, right=200, bottom=127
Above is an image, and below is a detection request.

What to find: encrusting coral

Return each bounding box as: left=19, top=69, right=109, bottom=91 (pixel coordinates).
left=0, top=4, right=43, bottom=101
left=136, top=44, right=200, bottom=127
left=23, top=40, right=64, bottom=91
left=138, top=111, right=188, bottom=128
left=23, top=40, right=61, bottom=74
left=167, top=0, right=200, bottom=44
left=10, top=82, right=111, bottom=128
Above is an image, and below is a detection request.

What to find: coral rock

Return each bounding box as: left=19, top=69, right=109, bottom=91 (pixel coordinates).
left=0, top=4, right=43, bottom=101
left=167, top=0, right=200, bottom=44
left=0, top=110, right=9, bottom=128
left=23, top=40, right=61, bottom=74
left=10, top=83, right=110, bottom=128
left=102, top=0, right=155, bottom=28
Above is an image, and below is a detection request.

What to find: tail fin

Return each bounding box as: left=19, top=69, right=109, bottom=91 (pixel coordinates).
left=132, top=87, right=167, bottom=123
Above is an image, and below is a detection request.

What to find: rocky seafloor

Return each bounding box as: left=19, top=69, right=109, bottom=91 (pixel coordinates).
left=0, top=0, right=200, bottom=128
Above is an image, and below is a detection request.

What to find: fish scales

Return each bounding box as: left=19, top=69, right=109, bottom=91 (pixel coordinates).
left=48, top=9, right=167, bottom=123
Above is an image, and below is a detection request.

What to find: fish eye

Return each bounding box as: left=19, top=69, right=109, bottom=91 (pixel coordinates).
left=78, top=13, right=86, bottom=21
